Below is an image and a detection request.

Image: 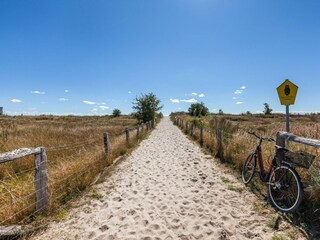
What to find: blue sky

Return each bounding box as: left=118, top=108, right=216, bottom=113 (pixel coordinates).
left=1, top=0, right=319, bottom=116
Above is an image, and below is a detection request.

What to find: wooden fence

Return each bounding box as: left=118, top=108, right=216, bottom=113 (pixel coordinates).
left=173, top=117, right=223, bottom=158
left=276, top=131, right=320, bottom=161
left=0, top=118, right=157, bottom=237
left=174, top=117, right=320, bottom=163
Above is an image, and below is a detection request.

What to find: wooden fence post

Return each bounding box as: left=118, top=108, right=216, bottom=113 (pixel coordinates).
left=103, top=133, right=111, bottom=157
left=137, top=125, right=140, bottom=140
left=186, top=122, right=189, bottom=134
left=200, top=126, right=204, bottom=146
left=151, top=119, right=155, bottom=128
left=34, top=147, right=48, bottom=214
left=191, top=124, right=194, bottom=137
left=276, top=132, right=285, bottom=161
left=126, top=128, right=130, bottom=145
left=217, top=128, right=223, bottom=159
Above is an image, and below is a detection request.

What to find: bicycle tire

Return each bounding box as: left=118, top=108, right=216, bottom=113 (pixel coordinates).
left=242, top=153, right=257, bottom=184
left=268, top=165, right=303, bottom=213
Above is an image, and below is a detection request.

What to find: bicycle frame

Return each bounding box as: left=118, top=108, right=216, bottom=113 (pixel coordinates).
left=255, top=138, right=276, bottom=182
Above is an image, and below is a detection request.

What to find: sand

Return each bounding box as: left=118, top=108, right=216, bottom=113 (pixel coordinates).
left=30, top=117, right=300, bottom=240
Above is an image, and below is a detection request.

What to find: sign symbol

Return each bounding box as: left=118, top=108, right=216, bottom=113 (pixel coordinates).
left=277, top=79, right=298, bottom=106
left=284, top=85, right=290, bottom=96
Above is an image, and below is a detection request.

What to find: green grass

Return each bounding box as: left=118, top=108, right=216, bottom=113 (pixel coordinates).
left=227, top=184, right=244, bottom=193
left=53, top=209, right=68, bottom=222
left=272, top=236, right=288, bottom=240
left=90, top=189, right=103, bottom=200
left=220, top=176, right=231, bottom=183
left=267, top=215, right=280, bottom=230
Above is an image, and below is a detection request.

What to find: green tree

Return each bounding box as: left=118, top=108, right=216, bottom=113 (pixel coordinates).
left=218, top=109, right=224, bottom=115
left=132, top=93, right=163, bottom=122
left=263, top=103, right=273, bottom=115
left=112, top=108, right=121, bottom=117
left=188, top=102, right=209, bottom=117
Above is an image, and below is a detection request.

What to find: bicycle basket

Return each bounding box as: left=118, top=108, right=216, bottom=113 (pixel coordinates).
left=284, top=151, right=316, bottom=169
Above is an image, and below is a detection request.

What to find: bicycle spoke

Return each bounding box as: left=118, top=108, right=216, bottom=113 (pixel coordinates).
left=269, top=166, right=302, bottom=212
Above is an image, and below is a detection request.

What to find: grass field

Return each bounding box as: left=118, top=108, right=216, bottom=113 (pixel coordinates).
left=0, top=115, right=149, bottom=225
left=171, top=113, right=320, bottom=231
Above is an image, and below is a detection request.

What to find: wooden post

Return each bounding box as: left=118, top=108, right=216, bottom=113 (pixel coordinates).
left=186, top=122, right=189, bottom=134
left=217, top=128, right=223, bottom=159
left=34, top=147, right=48, bottom=214
left=276, top=132, right=285, bottom=161
left=126, top=128, right=130, bottom=145
left=137, top=125, right=140, bottom=140
left=103, top=133, right=111, bottom=157
left=151, top=119, right=155, bottom=128
left=200, top=126, right=203, bottom=146
left=191, top=124, right=194, bottom=137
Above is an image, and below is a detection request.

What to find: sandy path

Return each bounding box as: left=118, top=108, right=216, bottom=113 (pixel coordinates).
left=31, top=118, right=283, bottom=240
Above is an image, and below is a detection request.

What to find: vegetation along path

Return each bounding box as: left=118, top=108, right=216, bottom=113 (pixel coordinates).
left=31, top=117, right=303, bottom=240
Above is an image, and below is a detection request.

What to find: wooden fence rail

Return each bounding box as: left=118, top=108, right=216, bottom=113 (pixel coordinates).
left=276, top=131, right=320, bottom=161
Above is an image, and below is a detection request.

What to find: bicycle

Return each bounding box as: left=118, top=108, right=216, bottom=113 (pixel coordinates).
left=242, top=131, right=307, bottom=213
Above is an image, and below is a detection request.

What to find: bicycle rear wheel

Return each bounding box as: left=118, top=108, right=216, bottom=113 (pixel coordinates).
left=268, top=165, right=303, bottom=213
left=242, top=153, right=256, bottom=184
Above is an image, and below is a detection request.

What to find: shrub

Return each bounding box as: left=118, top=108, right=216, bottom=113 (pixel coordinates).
left=132, top=93, right=163, bottom=122
left=112, top=109, right=121, bottom=117
left=188, top=102, right=209, bottom=117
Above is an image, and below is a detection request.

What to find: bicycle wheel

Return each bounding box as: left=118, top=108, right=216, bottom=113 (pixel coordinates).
left=242, top=153, right=256, bottom=184
left=268, top=165, right=303, bottom=213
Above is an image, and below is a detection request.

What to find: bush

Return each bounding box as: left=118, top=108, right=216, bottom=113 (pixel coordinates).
left=112, top=109, right=121, bottom=117
left=263, top=103, right=273, bottom=115
left=132, top=93, right=163, bottom=122
left=188, top=102, right=209, bottom=117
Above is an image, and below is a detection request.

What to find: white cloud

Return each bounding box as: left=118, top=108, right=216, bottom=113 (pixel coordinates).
left=181, top=98, right=197, bottom=103
left=232, top=97, right=238, bottom=99
left=240, top=86, right=246, bottom=90
left=31, top=90, right=46, bottom=95
left=64, top=90, right=70, bottom=93
left=91, top=108, right=98, bottom=113
left=97, top=102, right=107, bottom=105
left=234, top=90, right=243, bottom=94
left=98, top=106, right=109, bottom=110
left=191, top=93, right=198, bottom=96
left=128, top=91, right=132, bottom=94
left=198, top=93, right=205, bottom=98
left=170, top=98, right=180, bottom=103
left=170, top=98, right=197, bottom=103
left=58, top=98, right=68, bottom=101
left=10, top=99, right=22, bottom=103
left=236, top=101, right=243, bottom=105
left=83, top=100, right=96, bottom=105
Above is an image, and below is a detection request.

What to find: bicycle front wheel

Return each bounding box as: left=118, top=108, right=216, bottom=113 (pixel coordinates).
left=242, top=153, right=256, bottom=184
left=268, top=165, right=303, bottom=213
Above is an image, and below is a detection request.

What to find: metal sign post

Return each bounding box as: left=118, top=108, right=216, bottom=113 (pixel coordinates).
left=277, top=79, right=298, bottom=133
left=286, top=105, right=290, bottom=132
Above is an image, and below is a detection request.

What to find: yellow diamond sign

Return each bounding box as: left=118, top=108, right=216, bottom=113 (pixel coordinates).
left=277, top=79, right=298, bottom=105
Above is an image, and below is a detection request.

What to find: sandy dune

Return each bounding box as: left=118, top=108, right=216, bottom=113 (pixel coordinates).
left=31, top=117, right=296, bottom=240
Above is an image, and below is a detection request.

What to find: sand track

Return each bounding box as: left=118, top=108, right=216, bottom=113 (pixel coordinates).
left=31, top=118, right=289, bottom=240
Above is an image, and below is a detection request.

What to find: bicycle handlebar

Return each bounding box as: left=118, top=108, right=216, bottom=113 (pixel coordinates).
left=247, top=131, right=275, bottom=142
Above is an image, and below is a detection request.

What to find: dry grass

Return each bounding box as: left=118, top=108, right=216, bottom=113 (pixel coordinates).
left=0, top=115, right=152, bottom=225
left=172, top=113, right=320, bottom=229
